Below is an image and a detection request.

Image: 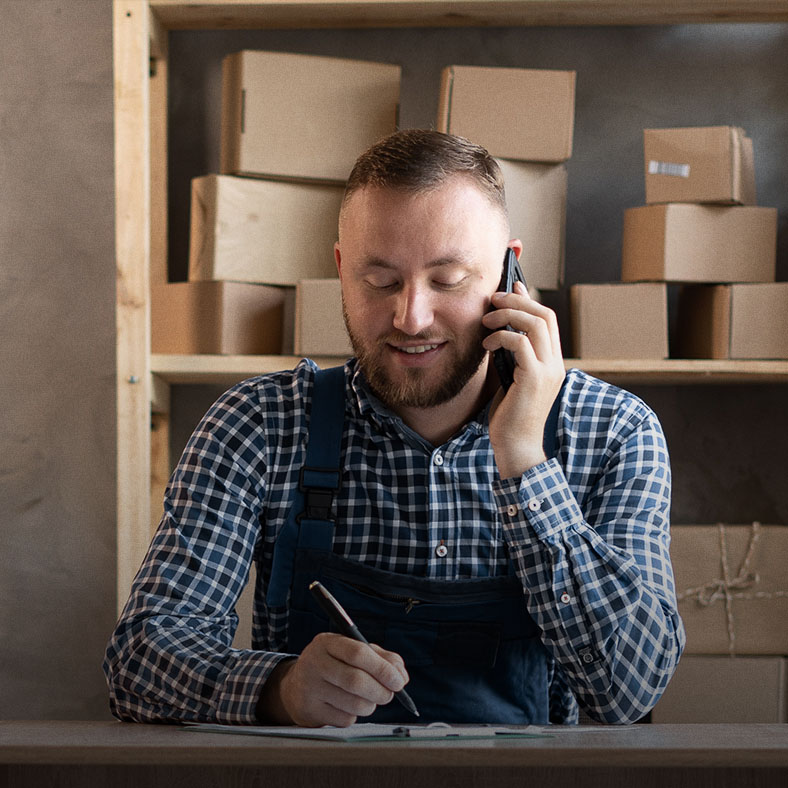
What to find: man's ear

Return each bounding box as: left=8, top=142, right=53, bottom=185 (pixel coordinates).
left=334, top=241, right=342, bottom=277
left=508, top=239, right=524, bottom=261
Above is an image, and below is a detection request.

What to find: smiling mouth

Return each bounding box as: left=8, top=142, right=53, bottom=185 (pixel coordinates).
left=397, top=343, right=441, bottom=355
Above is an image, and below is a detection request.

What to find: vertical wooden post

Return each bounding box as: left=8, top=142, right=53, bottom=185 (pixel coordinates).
left=150, top=378, right=171, bottom=540
left=148, top=5, right=169, bottom=288
left=148, top=7, right=171, bottom=541
left=113, top=1, right=152, bottom=613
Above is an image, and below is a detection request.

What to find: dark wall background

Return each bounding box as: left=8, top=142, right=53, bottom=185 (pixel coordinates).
left=168, top=23, right=788, bottom=526
left=1, top=0, right=116, bottom=720
left=1, top=8, right=786, bottom=721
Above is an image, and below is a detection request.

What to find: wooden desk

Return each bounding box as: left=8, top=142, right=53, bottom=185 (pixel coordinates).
left=1, top=721, right=787, bottom=788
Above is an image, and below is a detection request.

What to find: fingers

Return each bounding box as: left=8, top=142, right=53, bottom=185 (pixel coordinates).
left=368, top=642, right=409, bottom=688
left=278, top=633, right=408, bottom=728
left=482, top=282, right=562, bottom=361
left=323, top=636, right=406, bottom=700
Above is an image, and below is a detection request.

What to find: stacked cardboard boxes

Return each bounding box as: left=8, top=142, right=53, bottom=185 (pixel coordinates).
left=628, top=127, right=783, bottom=360
left=153, top=50, right=401, bottom=355
left=624, top=126, right=775, bottom=286
left=437, top=65, right=575, bottom=291
left=652, top=523, right=788, bottom=722
left=572, top=126, right=782, bottom=359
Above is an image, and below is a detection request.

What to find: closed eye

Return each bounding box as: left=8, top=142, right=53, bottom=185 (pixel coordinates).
left=434, top=276, right=469, bottom=290
left=364, top=278, right=399, bottom=292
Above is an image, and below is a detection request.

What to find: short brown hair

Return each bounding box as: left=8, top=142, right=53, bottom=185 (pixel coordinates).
left=342, top=128, right=508, bottom=221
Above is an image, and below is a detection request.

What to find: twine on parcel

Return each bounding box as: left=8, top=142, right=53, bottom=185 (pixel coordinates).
left=676, top=522, right=788, bottom=655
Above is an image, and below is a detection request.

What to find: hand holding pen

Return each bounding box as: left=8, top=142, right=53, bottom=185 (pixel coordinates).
left=310, top=581, right=419, bottom=717
left=260, top=583, right=417, bottom=727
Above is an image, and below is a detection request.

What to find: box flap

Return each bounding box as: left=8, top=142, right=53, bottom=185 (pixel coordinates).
left=220, top=52, right=244, bottom=175
left=188, top=175, right=219, bottom=282
left=436, top=66, right=454, bottom=136
left=733, top=129, right=757, bottom=205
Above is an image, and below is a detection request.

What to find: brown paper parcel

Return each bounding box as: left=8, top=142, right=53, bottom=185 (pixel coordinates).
left=672, top=523, right=788, bottom=655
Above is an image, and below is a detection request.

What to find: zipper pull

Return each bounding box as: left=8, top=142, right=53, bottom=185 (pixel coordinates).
left=404, top=598, right=420, bottom=614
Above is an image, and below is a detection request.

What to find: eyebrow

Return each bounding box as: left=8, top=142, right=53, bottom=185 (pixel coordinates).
left=360, top=254, right=476, bottom=271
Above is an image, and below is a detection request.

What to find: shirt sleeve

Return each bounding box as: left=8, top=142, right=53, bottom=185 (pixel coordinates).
left=493, top=383, right=685, bottom=724
left=102, top=381, right=293, bottom=724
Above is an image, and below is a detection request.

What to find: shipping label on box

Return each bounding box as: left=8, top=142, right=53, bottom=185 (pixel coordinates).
left=652, top=655, right=787, bottom=723
left=671, top=524, right=788, bottom=655
left=189, top=174, right=343, bottom=286
left=621, top=203, right=776, bottom=283
left=151, top=281, right=286, bottom=355
left=295, top=279, right=352, bottom=357
left=676, top=283, right=788, bottom=360
left=644, top=126, right=756, bottom=205
left=497, top=159, right=566, bottom=290
left=569, top=282, right=668, bottom=359
left=221, top=50, right=401, bottom=183
left=437, top=65, right=575, bottom=162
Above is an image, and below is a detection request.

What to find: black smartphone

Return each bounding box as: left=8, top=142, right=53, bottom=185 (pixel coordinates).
left=492, top=248, right=527, bottom=391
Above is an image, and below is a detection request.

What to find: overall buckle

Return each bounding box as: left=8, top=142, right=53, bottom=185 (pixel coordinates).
left=298, top=466, right=341, bottom=521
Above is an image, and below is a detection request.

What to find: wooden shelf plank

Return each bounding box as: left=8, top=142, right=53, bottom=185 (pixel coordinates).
left=148, top=0, right=788, bottom=30
left=151, top=354, right=788, bottom=387
left=151, top=354, right=348, bottom=384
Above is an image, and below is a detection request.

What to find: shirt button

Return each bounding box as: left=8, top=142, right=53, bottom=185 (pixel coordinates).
left=435, top=543, right=448, bottom=558
left=507, top=504, right=518, bottom=517
left=527, top=498, right=542, bottom=512
left=579, top=647, right=595, bottom=664
left=433, top=453, right=444, bottom=466
left=560, top=592, right=571, bottom=604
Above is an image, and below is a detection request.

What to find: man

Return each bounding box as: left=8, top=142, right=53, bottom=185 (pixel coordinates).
left=104, top=129, right=684, bottom=727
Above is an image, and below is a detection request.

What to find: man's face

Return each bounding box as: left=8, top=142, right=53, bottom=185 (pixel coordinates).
left=335, top=176, right=511, bottom=411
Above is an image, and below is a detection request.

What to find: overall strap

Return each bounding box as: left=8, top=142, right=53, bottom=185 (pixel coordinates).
left=542, top=374, right=566, bottom=461
left=266, top=365, right=347, bottom=606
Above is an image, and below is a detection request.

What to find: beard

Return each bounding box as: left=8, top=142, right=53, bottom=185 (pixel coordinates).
left=343, top=300, right=488, bottom=410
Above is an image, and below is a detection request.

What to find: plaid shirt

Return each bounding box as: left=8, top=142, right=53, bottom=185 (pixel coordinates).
left=104, top=359, right=684, bottom=724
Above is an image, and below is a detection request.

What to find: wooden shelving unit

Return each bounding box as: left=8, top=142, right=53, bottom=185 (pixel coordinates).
left=151, top=354, right=788, bottom=388
left=114, top=0, right=787, bottom=610
left=147, top=1, right=788, bottom=29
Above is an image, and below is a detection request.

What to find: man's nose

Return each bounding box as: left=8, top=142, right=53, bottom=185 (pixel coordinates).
left=392, top=285, right=434, bottom=336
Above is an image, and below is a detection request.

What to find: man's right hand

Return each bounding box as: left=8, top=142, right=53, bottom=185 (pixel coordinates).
left=257, top=632, right=409, bottom=727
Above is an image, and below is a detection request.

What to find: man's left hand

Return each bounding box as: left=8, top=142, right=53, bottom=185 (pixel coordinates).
left=482, top=281, right=565, bottom=480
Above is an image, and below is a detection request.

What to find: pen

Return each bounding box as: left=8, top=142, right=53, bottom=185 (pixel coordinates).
left=309, top=580, right=420, bottom=717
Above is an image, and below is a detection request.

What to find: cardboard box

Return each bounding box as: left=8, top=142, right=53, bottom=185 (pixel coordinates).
left=295, top=279, right=352, bottom=357
left=676, top=283, right=788, bottom=360
left=570, top=283, right=668, bottom=359
left=497, top=159, right=566, bottom=290
left=437, top=66, right=575, bottom=162
left=151, top=281, right=286, bottom=355
left=644, top=126, right=756, bottom=206
left=652, top=656, right=787, bottom=723
left=188, top=174, right=343, bottom=286
left=671, top=524, right=788, bottom=655
left=221, top=50, right=401, bottom=183
left=621, top=204, right=777, bottom=283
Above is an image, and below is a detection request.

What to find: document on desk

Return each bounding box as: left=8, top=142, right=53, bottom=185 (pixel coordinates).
left=183, top=722, right=550, bottom=742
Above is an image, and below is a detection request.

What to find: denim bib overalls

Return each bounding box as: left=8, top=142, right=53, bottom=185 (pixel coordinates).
left=267, top=366, right=559, bottom=724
